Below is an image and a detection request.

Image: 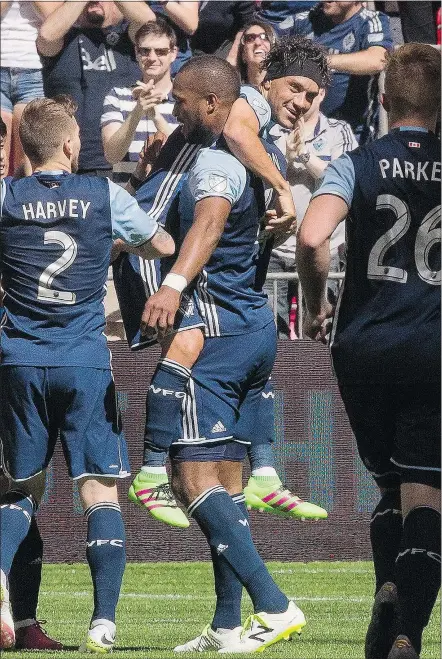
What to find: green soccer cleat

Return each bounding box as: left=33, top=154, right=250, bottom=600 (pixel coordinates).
left=244, top=476, right=328, bottom=521
left=128, top=470, right=190, bottom=528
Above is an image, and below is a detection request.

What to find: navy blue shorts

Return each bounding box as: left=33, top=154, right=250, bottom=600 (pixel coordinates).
left=113, top=253, right=204, bottom=350
left=0, top=366, right=130, bottom=481
left=339, top=380, right=441, bottom=489
left=170, top=321, right=277, bottom=461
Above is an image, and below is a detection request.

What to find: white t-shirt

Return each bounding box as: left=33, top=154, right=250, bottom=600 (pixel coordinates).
left=270, top=112, right=358, bottom=260
left=1, top=1, right=43, bottom=69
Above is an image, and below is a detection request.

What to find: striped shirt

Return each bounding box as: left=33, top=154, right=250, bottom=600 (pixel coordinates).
left=101, top=86, right=178, bottom=183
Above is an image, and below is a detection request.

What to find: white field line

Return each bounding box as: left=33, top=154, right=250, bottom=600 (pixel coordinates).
left=41, top=591, right=372, bottom=603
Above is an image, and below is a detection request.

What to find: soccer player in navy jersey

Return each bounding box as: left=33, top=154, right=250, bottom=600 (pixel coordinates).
left=124, top=37, right=330, bottom=526
left=0, top=95, right=174, bottom=653
left=137, top=55, right=317, bottom=654
left=0, top=118, right=64, bottom=652
left=297, top=44, right=440, bottom=659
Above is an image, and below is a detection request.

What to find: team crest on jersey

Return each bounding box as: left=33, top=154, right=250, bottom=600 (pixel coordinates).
left=409, top=141, right=421, bottom=148
left=313, top=136, right=325, bottom=151
left=342, top=32, right=355, bottom=51
left=251, top=97, right=269, bottom=116
left=180, top=295, right=195, bottom=317
left=208, top=174, right=228, bottom=193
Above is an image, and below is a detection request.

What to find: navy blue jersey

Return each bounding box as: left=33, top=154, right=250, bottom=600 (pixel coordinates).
left=179, top=143, right=276, bottom=337
left=0, top=172, right=159, bottom=367
left=293, top=6, right=392, bottom=141
left=314, top=128, right=441, bottom=383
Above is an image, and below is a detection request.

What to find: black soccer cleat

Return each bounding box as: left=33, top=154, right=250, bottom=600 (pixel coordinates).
left=365, top=582, right=399, bottom=659
left=387, top=635, right=419, bottom=659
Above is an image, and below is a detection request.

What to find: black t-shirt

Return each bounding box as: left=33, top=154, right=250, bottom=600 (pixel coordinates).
left=191, top=1, right=255, bottom=56
left=41, top=23, right=140, bottom=170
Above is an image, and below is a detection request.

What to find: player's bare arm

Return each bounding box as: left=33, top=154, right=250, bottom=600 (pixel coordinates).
left=223, top=99, right=297, bottom=235
left=140, top=196, right=231, bottom=337
left=113, top=225, right=175, bottom=262
left=297, top=194, right=347, bottom=341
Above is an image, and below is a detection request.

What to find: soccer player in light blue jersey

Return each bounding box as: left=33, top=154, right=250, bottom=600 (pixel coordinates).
left=0, top=96, right=174, bottom=653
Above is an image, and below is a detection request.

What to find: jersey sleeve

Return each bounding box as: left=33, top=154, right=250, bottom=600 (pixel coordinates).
left=188, top=149, right=247, bottom=206
left=0, top=178, right=5, bottom=207
left=312, top=153, right=355, bottom=207
left=108, top=179, right=159, bottom=245
left=239, top=85, right=272, bottom=133
left=330, top=120, right=359, bottom=161
left=101, top=87, right=124, bottom=128
left=360, top=10, right=393, bottom=49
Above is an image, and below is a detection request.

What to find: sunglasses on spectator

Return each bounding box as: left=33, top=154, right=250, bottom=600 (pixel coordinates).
left=137, top=46, right=171, bottom=57
left=241, top=32, right=270, bottom=44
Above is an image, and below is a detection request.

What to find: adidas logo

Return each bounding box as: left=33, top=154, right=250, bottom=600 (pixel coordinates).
left=211, top=420, right=226, bottom=433
left=216, top=543, right=228, bottom=555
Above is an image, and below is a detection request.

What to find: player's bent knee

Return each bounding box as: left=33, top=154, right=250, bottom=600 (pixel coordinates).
left=171, top=461, right=219, bottom=507
left=8, top=470, right=47, bottom=504
left=77, top=476, right=119, bottom=510
left=401, top=482, right=441, bottom=517
left=161, top=328, right=204, bottom=369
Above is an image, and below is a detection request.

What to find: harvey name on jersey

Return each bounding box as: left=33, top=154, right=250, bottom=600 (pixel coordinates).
left=22, top=199, right=91, bottom=220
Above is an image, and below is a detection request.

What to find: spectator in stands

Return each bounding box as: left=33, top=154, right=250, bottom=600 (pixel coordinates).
left=237, top=19, right=276, bottom=84
left=1, top=0, right=62, bottom=176
left=292, top=1, right=393, bottom=144
left=265, top=80, right=357, bottom=338
left=36, top=0, right=154, bottom=176
left=101, top=18, right=178, bottom=186
left=255, top=1, right=317, bottom=37
left=191, top=1, right=256, bottom=64
left=144, top=1, right=198, bottom=76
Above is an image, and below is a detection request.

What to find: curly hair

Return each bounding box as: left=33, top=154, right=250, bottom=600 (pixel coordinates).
left=263, top=35, right=331, bottom=88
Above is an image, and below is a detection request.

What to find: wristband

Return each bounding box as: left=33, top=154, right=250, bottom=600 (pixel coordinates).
left=163, top=273, right=188, bottom=293
left=129, top=173, right=144, bottom=190
left=295, top=151, right=311, bottom=165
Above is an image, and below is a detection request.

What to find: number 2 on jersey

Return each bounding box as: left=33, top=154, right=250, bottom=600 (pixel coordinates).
left=37, top=230, right=78, bottom=304
left=367, top=194, right=441, bottom=285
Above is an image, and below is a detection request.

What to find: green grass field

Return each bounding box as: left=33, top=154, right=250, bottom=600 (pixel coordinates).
left=7, top=562, right=440, bottom=659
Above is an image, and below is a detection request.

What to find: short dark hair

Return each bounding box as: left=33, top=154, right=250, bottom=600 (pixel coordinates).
left=177, top=55, right=241, bottom=106
left=0, top=116, right=6, bottom=139
left=385, top=43, right=441, bottom=121
left=134, top=17, right=177, bottom=49
left=263, top=35, right=331, bottom=88
left=19, top=95, right=78, bottom=166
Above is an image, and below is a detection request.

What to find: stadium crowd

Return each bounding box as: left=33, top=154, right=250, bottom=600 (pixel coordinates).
left=0, top=1, right=440, bottom=658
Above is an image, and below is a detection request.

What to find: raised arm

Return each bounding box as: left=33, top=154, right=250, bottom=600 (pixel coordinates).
left=223, top=98, right=297, bottom=230
left=33, top=1, right=65, bottom=20
left=329, top=46, right=387, bottom=76
left=159, top=1, right=199, bottom=35
left=114, top=0, right=157, bottom=33
left=37, top=0, right=89, bottom=57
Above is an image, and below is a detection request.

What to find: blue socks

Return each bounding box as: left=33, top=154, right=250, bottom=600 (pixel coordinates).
left=247, top=443, right=276, bottom=472
left=0, top=490, right=36, bottom=576
left=85, top=503, right=126, bottom=624
left=9, top=516, right=43, bottom=622
left=144, top=358, right=191, bottom=462
left=211, top=493, right=245, bottom=630
left=189, top=486, right=288, bottom=615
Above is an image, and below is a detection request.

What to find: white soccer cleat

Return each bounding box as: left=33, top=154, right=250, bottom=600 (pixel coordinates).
left=174, top=624, right=242, bottom=652
left=0, top=570, right=15, bottom=650
left=79, top=619, right=116, bottom=653
left=218, top=600, right=306, bottom=653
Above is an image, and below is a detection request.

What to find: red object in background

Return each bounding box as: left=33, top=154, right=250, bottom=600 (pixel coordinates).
left=437, top=7, right=441, bottom=45
left=289, top=296, right=298, bottom=340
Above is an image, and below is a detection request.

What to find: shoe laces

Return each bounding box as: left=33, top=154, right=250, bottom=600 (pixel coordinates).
left=32, top=620, right=50, bottom=636
left=152, top=483, right=177, bottom=506
left=240, top=613, right=269, bottom=638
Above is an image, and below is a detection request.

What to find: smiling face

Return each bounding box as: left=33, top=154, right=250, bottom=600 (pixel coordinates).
left=136, top=33, right=177, bottom=82
left=266, top=75, right=320, bottom=129
left=241, top=25, right=272, bottom=68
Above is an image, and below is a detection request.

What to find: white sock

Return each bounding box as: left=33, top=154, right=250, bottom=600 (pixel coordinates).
left=141, top=466, right=167, bottom=475
left=251, top=467, right=278, bottom=477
